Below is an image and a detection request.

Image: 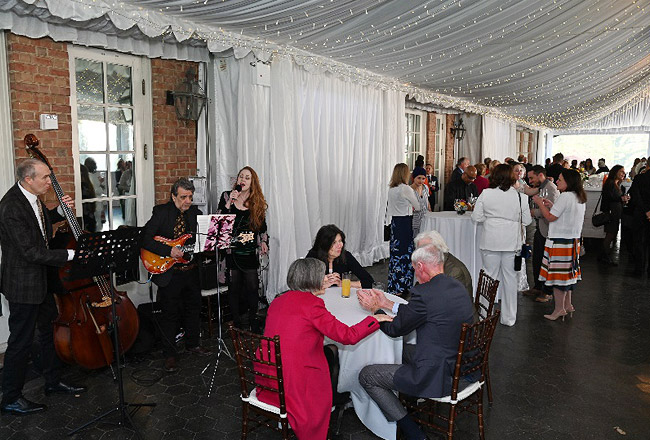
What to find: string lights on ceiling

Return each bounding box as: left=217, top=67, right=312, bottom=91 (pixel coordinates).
left=38, top=0, right=650, bottom=130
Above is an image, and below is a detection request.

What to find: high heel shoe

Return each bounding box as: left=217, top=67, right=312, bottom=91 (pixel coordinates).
left=544, top=310, right=567, bottom=321
left=565, top=306, right=575, bottom=317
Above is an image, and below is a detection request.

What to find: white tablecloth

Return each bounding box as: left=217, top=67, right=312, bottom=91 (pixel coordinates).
left=582, top=187, right=606, bottom=238
left=420, top=211, right=482, bottom=293
left=321, top=287, right=407, bottom=440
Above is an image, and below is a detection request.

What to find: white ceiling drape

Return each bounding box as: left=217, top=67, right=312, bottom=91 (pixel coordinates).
left=2, top=0, right=650, bottom=131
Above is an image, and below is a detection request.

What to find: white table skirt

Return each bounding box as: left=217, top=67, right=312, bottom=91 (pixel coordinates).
left=582, top=187, right=606, bottom=239
left=322, top=287, right=407, bottom=440
left=420, top=211, right=482, bottom=293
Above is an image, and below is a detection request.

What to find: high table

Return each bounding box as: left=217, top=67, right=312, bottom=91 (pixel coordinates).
left=420, top=211, right=482, bottom=293
left=321, top=287, right=408, bottom=440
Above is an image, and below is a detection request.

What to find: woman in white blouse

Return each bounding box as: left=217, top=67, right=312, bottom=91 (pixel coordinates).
left=472, top=164, right=532, bottom=326
left=387, top=163, right=420, bottom=296
left=532, top=168, right=587, bottom=321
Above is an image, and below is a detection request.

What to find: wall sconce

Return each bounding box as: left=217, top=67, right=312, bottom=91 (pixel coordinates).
left=450, top=117, right=466, bottom=141
left=166, top=69, right=206, bottom=121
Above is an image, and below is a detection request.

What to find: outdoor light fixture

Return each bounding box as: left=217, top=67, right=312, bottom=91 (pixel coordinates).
left=451, top=118, right=466, bottom=141
left=168, top=69, right=206, bottom=121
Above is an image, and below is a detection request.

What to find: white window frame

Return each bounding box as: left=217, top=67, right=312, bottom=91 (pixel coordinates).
left=68, top=46, right=154, bottom=228
left=405, top=109, right=427, bottom=169
left=433, top=114, right=446, bottom=211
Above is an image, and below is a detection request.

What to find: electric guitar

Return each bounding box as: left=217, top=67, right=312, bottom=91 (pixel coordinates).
left=141, top=232, right=256, bottom=274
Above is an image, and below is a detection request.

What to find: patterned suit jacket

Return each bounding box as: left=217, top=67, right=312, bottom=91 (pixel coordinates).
left=0, top=183, right=68, bottom=304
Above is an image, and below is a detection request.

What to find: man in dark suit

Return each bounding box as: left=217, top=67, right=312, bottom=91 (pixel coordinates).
left=450, top=157, right=470, bottom=182
left=0, top=159, right=86, bottom=416
left=141, top=177, right=211, bottom=373
left=546, top=152, right=565, bottom=182
left=358, top=244, right=474, bottom=440
left=443, top=165, right=478, bottom=211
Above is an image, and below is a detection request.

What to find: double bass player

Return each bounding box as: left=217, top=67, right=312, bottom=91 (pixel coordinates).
left=0, top=158, right=86, bottom=416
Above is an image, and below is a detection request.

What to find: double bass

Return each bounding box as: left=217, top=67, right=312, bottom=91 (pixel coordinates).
left=24, top=134, right=139, bottom=370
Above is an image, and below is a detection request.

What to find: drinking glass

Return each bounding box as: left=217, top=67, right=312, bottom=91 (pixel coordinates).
left=341, top=272, right=351, bottom=298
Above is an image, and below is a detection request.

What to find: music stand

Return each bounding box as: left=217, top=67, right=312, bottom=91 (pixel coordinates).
left=67, top=228, right=155, bottom=439
left=199, top=214, right=235, bottom=396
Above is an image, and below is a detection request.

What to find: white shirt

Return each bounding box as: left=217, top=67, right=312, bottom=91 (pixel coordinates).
left=548, top=192, right=586, bottom=239
left=471, top=186, right=532, bottom=251
left=18, top=182, right=74, bottom=261
left=387, top=184, right=420, bottom=217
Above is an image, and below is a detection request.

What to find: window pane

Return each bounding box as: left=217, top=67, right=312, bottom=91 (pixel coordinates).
left=106, top=63, right=132, bottom=105
left=413, top=115, right=421, bottom=132
left=81, top=201, right=101, bottom=232
left=114, top=153, right=135, bottom=197
left=78, top=105, right=106, bottom=152
left=112, top=198, right=137, bottom=228
left=108, top=108, right=134, bottom=151
left=79, top=154, right=108, bottom=197
left=75, top=59, right=104, bottom=103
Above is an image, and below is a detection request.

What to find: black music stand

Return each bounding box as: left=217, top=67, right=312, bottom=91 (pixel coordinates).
left=67, top=228, right=155, bottom=439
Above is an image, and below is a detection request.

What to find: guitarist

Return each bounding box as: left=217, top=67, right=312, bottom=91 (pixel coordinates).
left=142, top=177, right=211, bottom=373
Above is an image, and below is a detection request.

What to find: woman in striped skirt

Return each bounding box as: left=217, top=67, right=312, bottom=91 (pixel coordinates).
left=532, top=168, right=587, bottom=321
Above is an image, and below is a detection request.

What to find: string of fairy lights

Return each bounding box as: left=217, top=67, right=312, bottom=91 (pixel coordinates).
left=22, top=0, right=650, bottom=130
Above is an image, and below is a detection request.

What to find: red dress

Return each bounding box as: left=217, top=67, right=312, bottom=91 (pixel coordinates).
left=257, top=290, right=379, bottom=439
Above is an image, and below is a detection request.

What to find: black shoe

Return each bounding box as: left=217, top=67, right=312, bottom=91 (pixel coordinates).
left=44, top=381, right=87, bottom=396
left=1, top=397, right=47, bottom=415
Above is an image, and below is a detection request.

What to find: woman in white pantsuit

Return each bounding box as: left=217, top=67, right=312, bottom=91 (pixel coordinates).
left=472, top=164, right=532, bottom=326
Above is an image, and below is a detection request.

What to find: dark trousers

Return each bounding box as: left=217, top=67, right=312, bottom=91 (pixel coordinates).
left=632, top=217, right=650, bottom=274
left=532, top=229, right=548, bottom=291
left=228, top=267, right=260, bottom=332
left=1, top=294, right=61, bottom=405
left=157, top=268, right=202, bottom=358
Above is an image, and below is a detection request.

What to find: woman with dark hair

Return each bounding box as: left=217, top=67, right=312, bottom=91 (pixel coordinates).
left=306, top=224, right=374, bottom=289
left=257, top=258, right=391, bottom=440
left=218, top=166, right=268, bottom=333
left=387, top=163, right=420, bottom=295
left=472, top=164, right=532, bottom=326
left=598, top=165, right=630, bottom=265
left=532, top=169, right=587, bottom=321
left=584, top=158, right=596, bottom=175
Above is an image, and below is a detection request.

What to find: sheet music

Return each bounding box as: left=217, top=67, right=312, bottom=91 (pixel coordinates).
left=196, top=214, right=235, bottom=252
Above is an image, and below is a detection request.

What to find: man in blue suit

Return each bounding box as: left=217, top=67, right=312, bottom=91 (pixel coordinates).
left=358, top=243, right=474, bottom=440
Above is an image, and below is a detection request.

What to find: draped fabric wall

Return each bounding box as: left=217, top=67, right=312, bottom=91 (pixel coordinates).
left=459, top=113, right=482, bottom=164
left=210, top=53, right=405, bottom=300
left=482, top=115, right=517, bottom=162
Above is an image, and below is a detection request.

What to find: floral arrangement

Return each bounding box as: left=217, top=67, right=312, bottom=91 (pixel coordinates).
left=578, top=168, right=589, bottom=182
left=454, top=199, right=469, bottom=215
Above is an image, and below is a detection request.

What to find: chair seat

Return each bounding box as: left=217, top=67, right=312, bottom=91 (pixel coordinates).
left=201, top=286, right=228, bottom=297
left=242, top=388, right=288, bottom=419
left=430, top=381, right=484, bottom=404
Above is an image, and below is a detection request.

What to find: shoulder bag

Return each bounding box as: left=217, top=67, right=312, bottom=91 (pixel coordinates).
left=591, top=193, right=610, bottom=227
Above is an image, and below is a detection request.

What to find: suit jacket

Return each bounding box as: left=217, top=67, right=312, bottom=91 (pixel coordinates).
left=444, top=252, right=473, bottom=297
left=257, top=290, right=378, bottom=440
left=379, top=274, right=474, bottom=398
left=450, top=167, right=463, bottom=183
left=443, top=179, right=478, bottom=211
left=0, top=183, right=68, bottom=304
left=141, top=201, right=202, bottom=287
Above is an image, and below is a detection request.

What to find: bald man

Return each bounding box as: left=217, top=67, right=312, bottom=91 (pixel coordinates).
left=444, top=165, right=478, bottom=211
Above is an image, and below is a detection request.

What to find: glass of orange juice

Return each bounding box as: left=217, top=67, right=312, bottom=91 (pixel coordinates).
left=341, top=272, right=351, bottom=298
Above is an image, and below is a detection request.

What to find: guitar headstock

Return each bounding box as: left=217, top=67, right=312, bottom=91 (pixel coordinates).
left=24, top=134, right=53, bottom=171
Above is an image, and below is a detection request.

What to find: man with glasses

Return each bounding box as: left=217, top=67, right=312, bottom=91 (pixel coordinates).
left=443, top=165, right=478, bottom=211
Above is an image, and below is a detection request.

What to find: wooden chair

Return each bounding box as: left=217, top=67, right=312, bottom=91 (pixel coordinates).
left=398, top=312, right=500, bottom=440
left=228, top=325, right=293, bottom=439
left=473, top=269, right=499, bottom=403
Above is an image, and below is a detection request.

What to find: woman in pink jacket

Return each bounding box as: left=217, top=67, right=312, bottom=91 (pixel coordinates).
left=257, top=258, right=392, bottom=439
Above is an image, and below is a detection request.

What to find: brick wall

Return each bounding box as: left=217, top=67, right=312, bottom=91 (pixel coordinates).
left=7, top=34, right=73, bottom=204
left=425, top=113, right=436, bottom=168
left=444, top=114, right=456, bottom=183
left=151, top=60, right=199, bottom=204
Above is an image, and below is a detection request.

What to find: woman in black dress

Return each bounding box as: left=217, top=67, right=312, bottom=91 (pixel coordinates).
left=598, top=165, right=630, bottom=265
left=218, top=166, right=268, bottom=332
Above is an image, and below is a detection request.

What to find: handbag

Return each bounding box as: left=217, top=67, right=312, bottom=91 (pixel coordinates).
left=591, top=194, right=610, bottom=227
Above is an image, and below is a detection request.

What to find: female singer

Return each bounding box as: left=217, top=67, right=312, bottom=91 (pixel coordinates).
left=218, top=166, right=268, bottom=333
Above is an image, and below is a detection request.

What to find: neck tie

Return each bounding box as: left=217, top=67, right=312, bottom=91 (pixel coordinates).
left=173, top=212, right=186, bottom=239
left=36, top=200, right=49, bottom=247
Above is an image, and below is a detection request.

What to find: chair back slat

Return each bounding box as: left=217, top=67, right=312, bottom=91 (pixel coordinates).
left=474, top=269, right=500, bottom=320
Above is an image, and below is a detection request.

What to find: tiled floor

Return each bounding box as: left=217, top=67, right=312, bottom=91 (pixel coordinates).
left=1, top=241, right=649, bottom=439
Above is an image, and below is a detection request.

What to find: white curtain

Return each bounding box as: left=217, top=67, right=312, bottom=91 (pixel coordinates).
left=459, top=113, right=482, bottom=164
left=482, top=115, right=517, bottom=162
left=210, top=53, right=404, bottom=300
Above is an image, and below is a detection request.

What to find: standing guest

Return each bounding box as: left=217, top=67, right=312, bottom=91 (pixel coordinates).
left=472, top=164, right=532, bottom=326
left=629, top=158, right=640, bottom=178
left=483, top=157, right=492, bottom=176
left=546, top=153, right=565, bottom=182
left=532, top=169, right=586, bottom=321
left=517, top=154, right=532, bottom=173
left=443, top=165, right=478, bottom=211
left=257, top=258, right=391, bottom=440
left=596, top=158, right=610, bottom=174
left=357, top=244, right=474, bottom=440
left=489, top=159, right=501, bottom=175
left=474, top=163, right=490, bottom=195
left=632, top=157, right=647, bottom=178
left=629, top=168, right=650, bottom=275
left=0, top=159, right=86, bottom=415
left=387, top=163, right=420, bottom=296
left=524, top=166, right=560, bottom=303
left=598, top=165, right=630, bottom=265
left=424, top=163, right=438, bottom=210
left=584, top=158, right=597, bottom=175
left=306, top=224, right=374, bottom=289
left=450, top=157, right=470, bottom=182
left=571, top=160, right=579, bottom=170
left=218, top=166, right=269, bottom=333
left=411, top=167, right=430, bottom=237
left=142, top=178, right=211, bottom=373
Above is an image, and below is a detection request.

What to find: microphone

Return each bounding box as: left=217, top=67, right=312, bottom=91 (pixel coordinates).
left=234, top=184, right=242, bottom=192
